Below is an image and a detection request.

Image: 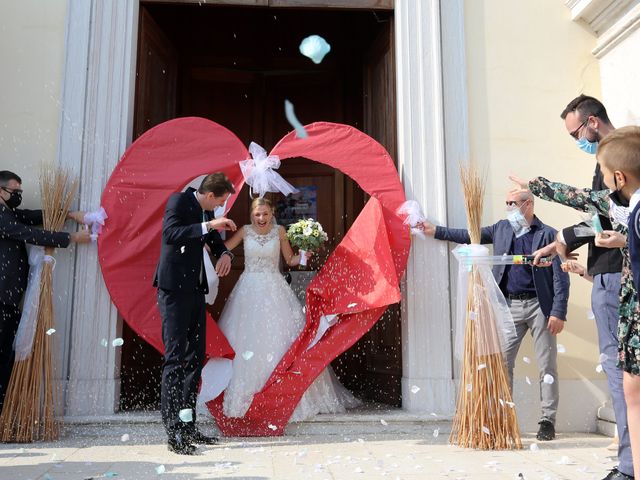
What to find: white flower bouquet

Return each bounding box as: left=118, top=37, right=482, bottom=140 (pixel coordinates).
left=286, top=218, right=328, bottom=266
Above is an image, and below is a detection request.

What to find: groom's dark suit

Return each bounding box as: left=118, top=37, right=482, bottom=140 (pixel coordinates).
left=154, top=187, right=229, bottom=438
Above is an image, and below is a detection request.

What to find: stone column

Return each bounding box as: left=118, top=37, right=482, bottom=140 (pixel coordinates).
left=58, top=0, right=139, bottom=416
left=395, top=0, right=469, bottom=415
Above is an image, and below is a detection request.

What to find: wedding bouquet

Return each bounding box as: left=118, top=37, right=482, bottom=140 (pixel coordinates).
left=286, top=218, right=328, bottom=266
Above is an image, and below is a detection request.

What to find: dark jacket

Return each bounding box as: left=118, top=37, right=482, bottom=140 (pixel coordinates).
left=0, top=204, right=70, bottom=306
left=153, top=188, right=228, bottom=293
left=561, top=163, right=622, bottom=276
left=435, top=216, right=570, bottom=320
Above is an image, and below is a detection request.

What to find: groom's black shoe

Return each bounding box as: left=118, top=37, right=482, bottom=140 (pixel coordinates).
left=167, top=435, right=197, bottom=455
left=186, top=430, right=219, bottom=445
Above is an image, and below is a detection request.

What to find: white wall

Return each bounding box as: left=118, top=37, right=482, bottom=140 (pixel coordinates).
left=0, top=1, right=68, bottom=206
left=463, top=0, right=608, bottom=432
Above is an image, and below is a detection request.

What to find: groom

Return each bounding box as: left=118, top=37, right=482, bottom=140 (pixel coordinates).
left=154, top=172, right=237, bottom=455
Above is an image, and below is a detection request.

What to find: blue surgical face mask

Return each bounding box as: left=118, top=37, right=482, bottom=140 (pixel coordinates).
left=576, top=136, right=598, bottom=155
left=506, top=207, right=530, bottom=238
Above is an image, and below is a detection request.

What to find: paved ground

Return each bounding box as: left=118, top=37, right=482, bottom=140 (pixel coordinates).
left=0, top=422, right=620, bottom=480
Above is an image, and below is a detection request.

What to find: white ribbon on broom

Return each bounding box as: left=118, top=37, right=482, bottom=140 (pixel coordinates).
left=452, top=244, right=516, bottom=359
left=13, top=207, right=108, bottom=361
left=13, top=246, right=56, bottom=361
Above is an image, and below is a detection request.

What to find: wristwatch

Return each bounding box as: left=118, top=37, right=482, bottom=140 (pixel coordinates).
left=221, top=250, right=235, bottom=262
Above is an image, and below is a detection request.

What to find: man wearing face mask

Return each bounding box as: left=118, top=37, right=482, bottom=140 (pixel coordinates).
left=510, top=96, right=633, bottom=480
left=0, top=170, right=91, bottom=414
left=420, top=190, right=569, bottom=442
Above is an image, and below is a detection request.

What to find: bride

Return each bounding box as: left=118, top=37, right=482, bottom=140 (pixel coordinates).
left=218, top=197, right=360, bottom=421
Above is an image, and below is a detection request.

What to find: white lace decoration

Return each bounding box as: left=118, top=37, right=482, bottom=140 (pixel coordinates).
left=239, top=142, right=299, bottom=198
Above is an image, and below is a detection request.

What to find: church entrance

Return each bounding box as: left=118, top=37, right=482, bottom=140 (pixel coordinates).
left=119, top=0, right=401, bottom=411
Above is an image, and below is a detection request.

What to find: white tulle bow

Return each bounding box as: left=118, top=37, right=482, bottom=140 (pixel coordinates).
left=84, top=206, right=108, bottom=241
left=396, top=200, right=427, bottom=238
left=239, top=142, right=299, bottom=198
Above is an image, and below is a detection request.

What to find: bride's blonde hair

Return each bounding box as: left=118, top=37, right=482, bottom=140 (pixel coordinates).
left=250, top=197, right=274, bottom=212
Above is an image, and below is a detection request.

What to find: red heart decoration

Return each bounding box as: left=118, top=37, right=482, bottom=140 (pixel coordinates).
left=99, top=118, right=410, bottom=436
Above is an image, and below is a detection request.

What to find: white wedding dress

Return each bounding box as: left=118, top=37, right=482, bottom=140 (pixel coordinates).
left=218, top=224, right=360, bottom=421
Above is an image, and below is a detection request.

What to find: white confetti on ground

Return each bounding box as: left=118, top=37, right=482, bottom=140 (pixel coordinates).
left=410, top=385, right=420, bottom=394
left=155, top=464, right=166, bottom=474
left=120, top=433, right=130, bottom=442
left=242, top=351, right=254, bottom=360
left=557, top=344, right=566, bottom=353
left=543, top=374, right=555, bottom=384
left=178, top=408, right=193, bottom=423
left=596, top=364, right=604, bottom=373
left=525, top=376, right=532, bottom=385
left=46, top=328, right=56, bottom=335
left=529, top=443, right=539, bottom=451
left=112, top=338, right=124, bottom=347
left=556, top=455, right=575, bottom=465
left=523, top=356, right=531, bottom=364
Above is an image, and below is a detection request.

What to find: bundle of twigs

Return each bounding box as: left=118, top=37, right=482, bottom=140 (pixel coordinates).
left=0, top=164, right=77, bottom=443
left=449, top=164, right=522, bottom=450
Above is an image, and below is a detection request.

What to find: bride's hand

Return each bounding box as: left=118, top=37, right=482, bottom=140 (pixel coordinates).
left=304, top=251, right=313, bottom=261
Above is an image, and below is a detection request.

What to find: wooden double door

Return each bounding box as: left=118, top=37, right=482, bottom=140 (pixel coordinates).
left=119, top=2, right=402, bottom=410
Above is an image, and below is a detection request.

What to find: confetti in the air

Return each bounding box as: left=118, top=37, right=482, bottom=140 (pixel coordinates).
left=299, top=35, right=331, bottom=64
left=557, top=344, right=566, bottom=353
left=433, top=428, right=439, bottom=438
left=525, top=376, right=532, bottom=385
left=112, top=338, right=124, bottom=347
left=155, top=464, right=166, bottom=474
left=410, top=385, right=420, bottom=394
left=477, top=363, right=486, bottom=370
left=178, top=408, right=193, bottom=423
left=268, top=424, right=278, bottom=431
left=284, top=100, right=308, bottom=139
left=596, top=364, right=604, bottom=373
left=46, top=328, right=56, bottom=336
left=242, top=351, right=254, bottom=360
left=482, top=426, right=490, bottom=435
left=380, top=419, right=388, bottom=426
left=522, top=356, right=531, bottom=364
left=599, top=353, right=608, bottom=363
left=543, top=374, right=555, bottom=384
left=587, top=309, right=595, bottom=320
left=100, top=338, right=108, bottom=347
left=120, top=434, right=130, bottom=442
left=466, top=383, right=472, bottom=392
left=529, top=443, right=539, bottom=451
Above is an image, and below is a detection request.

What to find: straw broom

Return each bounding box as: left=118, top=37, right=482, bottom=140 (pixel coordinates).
left=0, top=164, right=77, bottom=442
left=449, top=164, right=522, bottom=450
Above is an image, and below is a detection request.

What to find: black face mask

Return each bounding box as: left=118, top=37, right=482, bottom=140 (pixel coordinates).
left=1, top=188, right=22, bottom=209
left=610, top=176, right=629, bottom=208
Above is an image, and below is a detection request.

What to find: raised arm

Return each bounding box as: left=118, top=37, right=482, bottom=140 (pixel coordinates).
left=526, top=176, right=610, bottom=215
left=279, top=226, right=305, bottom=267
left=223, top=226, right=245, bottom=251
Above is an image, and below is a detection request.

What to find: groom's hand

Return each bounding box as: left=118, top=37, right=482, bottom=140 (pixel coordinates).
left=215, top=255, right=232, bottom=277
left=208, top=217, right=237, bottom=232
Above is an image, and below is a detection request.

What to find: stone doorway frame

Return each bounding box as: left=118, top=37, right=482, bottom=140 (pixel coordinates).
left=57, top=0, right=469, bottom=417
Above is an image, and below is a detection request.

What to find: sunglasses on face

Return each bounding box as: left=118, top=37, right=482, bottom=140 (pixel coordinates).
left=1, top=187, right=23, bottom=195
left=569, top=118, right=589, bottom=140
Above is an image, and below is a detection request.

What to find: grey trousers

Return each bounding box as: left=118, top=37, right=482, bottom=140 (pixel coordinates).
left=504, top=298, right=559, bottom=424
left=592, top=272, right=633, bottom=477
